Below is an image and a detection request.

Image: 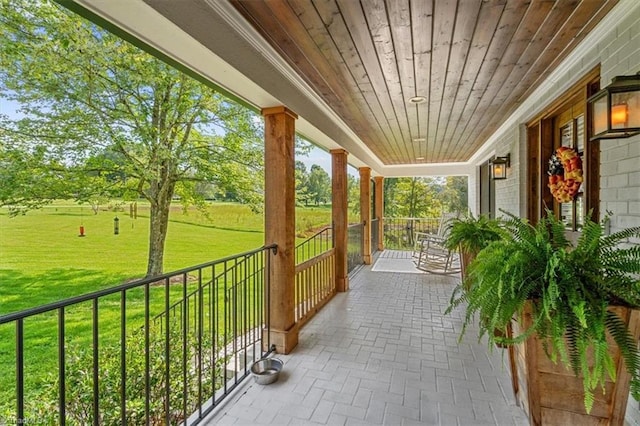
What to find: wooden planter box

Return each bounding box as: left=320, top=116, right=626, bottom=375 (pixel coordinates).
left=509, top=302, right=640, bottom=425
left=459, top=249, right=475, bottom=290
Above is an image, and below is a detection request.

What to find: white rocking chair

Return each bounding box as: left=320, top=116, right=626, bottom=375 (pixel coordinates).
left=413, top=212, right=461, bottom=275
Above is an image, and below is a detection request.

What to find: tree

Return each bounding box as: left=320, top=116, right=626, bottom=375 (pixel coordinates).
left=307, top=164, right=330, bottom=205
left=383, top=178, right=400, bottom=217
left=294, top=160, right=312, bottom=206
left=385, top=178, right=441, bottom=218
left=347, top=174, right=360, bottom=216
left=437, top=176, right=468, bottom=213
left=0, top=0, right=263, bottom=276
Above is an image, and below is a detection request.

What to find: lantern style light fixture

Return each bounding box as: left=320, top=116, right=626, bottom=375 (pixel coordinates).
left=588, top=73, right=640, bottom=140
left=491, top=154, right=510, bottom=180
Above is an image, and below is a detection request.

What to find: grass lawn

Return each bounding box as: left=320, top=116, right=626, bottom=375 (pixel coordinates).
left=0, top=200, right=334, bottom=415
left=0, top=201, right=335, bottom=314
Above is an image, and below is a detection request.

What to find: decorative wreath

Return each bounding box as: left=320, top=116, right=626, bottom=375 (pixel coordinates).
left=547, top=146, right=583, bottom=203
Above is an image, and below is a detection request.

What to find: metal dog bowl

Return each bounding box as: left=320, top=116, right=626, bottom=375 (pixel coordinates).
left=250, top=358, right=283, bottom=385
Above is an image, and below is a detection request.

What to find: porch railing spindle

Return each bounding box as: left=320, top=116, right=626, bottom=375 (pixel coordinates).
left=16, top=319, right=24, bottom=424
left=197, top=268, right=203, bottom=418
left=120, top=290, right=126, bottom=425
left=164, top=277, right=170, bottom=425
left=58, top=307, right=66, bottom=426
left=211, top=264, right=217, bottom=401
left=144, top=283, right=150, bottom=425
left=233, top=258, right=238, bottom=383
left=92, top=299, right=99, bottom=426
left=182, top=273, right=188, bottom=425
left=223, top=261, right=228, bottom=392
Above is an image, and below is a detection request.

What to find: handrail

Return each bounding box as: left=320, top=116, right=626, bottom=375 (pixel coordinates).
left=295, top=226, right=331, bottom=249
left=1, top=244, right=277, bottom=425
left=295, top=249, right=334, bottom=273
left=295, top=226, right=332, bottom=264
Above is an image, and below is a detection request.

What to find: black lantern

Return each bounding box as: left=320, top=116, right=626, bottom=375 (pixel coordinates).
left=491, top=154, right=510, bottom=180
left=114, top=216, right=120, bottom=235
left=588, top=73, right=640, bottom=141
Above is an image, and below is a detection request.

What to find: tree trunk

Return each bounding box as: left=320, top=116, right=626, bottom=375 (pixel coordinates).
left=146, top=179, right=175, bottom=277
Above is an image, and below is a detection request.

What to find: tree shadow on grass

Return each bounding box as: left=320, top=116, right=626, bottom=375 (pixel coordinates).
left=0, top=268, right=137, bottom=316
left=167, top=218, right=264, bottom=234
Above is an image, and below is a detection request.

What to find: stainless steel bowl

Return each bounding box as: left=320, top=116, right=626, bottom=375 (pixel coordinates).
left=250, top=358, right=283, bottom=385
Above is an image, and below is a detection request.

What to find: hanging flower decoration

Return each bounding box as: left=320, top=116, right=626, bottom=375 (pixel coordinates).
left=547, top=147, right=583, bottom=203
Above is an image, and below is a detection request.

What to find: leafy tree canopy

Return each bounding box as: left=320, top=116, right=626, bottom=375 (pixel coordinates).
left=0, top=0, right=264, bottom=275
left=384, top=176, right=468, bottom=217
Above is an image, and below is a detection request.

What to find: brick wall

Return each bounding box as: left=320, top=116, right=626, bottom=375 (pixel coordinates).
left=600, top=135, right=640, bottom=239
left=494, top=128, right=521, bottom=218
left=597, top=4, right=640, bottom=238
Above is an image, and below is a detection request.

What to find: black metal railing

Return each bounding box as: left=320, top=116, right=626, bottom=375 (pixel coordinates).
left=383, top=217, right=440, bottom=250
left=371, top=218, right=379, bottom=255
left=0, top=245, right=276, bottom=425
left=295, top=226, right=333, bottom=264
left=347, top=222, right=364, bottom=273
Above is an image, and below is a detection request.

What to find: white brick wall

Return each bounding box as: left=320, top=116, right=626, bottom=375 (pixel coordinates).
left=494, top=128, right=521, bottom=218
left=598, top=1, right=640, bottom=237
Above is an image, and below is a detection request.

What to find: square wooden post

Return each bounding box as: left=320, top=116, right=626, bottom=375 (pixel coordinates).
left=374, top=176, right=384, bottom=251
left=331, top=149, right=349, bottom=292
left=359, top=167, right=372, bottom=264
left=262, top=106, right=298, bottom=354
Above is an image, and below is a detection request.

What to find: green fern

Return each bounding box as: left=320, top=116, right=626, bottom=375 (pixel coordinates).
left=448, top=210, right=640, bottom=414
left=443, top=213, right=505, bottom=252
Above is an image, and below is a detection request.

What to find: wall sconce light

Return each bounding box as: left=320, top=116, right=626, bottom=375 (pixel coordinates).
left=491, top=154, right=510, bottom=180
left=588, top=73, right=640, bottom=140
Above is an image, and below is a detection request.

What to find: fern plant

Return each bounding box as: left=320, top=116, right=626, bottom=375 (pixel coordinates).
left=447, top=211, right=640, bottom=413
left=443, top=213, right=505, bottom=253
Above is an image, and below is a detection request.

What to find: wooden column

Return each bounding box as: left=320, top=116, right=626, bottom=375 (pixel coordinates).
left=331, top=149, right=349, bottom=292
left=262, top=106, right=298, bottom=354
left=359, top=167, right=372, bottom=265
left=374, top=176, right=384, bottom=251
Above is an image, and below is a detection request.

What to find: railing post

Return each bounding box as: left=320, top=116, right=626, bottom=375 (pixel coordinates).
left=331, top=149, right=349, bottom=292
left=359, top=167, right=372, bottom=264
left=262, top=106, right=299, bottom=354
left=374, top=176, right=385, bottom=251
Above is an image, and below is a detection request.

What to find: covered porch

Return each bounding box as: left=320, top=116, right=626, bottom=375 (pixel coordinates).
left=206, top=251, right=526, bottom=425
left=3, top=0, right=640, bottom=424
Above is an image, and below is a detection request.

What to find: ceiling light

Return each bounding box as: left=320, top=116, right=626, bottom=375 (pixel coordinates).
left=412, top=137, right=426, bottom=143
left=416, top=157, right=425, bottom=161
left=408, top=96, right=426, bottom=104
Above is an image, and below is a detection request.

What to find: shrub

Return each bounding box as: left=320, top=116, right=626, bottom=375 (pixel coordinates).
left=23, top=321, right=231, bottom=425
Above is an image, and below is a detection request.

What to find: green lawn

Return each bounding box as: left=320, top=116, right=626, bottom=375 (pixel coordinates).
left=0, top=201, right=334, bottom=416
left=0, top=201, right=334, bottom=314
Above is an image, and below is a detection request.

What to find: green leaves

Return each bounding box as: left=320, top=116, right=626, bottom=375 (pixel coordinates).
left=1, top=0, right=267, bottom=274
left=448, top=210, right=640, bottom=413
left=443, top=213, right=504, bottom=252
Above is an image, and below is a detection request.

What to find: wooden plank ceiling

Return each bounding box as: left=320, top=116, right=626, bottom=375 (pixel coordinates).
left=230, top=0, right=616, bottom=165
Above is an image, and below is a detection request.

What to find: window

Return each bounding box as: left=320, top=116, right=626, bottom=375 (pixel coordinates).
left=555, top=102, right=585, bottom=230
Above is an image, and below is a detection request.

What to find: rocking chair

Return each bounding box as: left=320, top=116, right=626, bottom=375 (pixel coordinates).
left=413, top=212, right=460, bottom=275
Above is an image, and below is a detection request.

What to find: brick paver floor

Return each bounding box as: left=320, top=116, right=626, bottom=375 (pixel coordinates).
left=204, top=251, right=528, bottom=425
